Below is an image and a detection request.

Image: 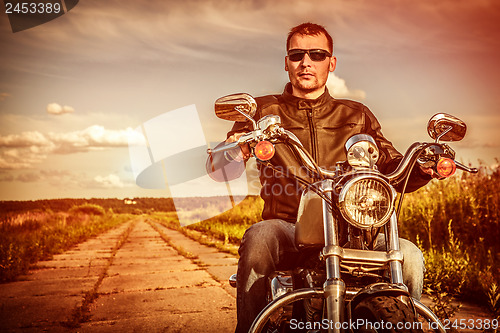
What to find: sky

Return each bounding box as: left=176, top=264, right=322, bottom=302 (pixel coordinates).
left=1, top=0, right=500, bottom=201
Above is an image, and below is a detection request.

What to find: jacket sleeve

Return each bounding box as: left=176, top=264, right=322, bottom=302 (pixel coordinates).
left=205, top=121, right=251, bottom=182
left=363, top=106, right=432, bottom=193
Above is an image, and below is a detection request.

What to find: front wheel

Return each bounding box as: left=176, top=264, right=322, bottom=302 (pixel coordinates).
left=352, top=296, right=423, bottom=333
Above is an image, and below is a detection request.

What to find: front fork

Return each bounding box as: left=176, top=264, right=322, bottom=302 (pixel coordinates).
left=320, top=180, right=406, bottom=333
left=386, top=213, right=406, bottom=289
left=321, top=180, right=345, bottom=333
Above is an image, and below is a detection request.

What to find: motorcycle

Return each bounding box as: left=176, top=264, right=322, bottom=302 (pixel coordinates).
left=207, top=93, right=478, bottom=333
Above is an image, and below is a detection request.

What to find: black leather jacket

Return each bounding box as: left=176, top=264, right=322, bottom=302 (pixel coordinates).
left=208, top=84, right=431, bottom=222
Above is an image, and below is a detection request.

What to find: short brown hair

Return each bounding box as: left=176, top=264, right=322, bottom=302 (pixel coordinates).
left=286, top=22, right=334, bottom=53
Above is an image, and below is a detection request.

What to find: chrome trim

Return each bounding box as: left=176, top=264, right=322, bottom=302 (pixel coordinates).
left=215, top=93, right=258, bottom=127
left=322, top=245, right=403, bottom=264
left=321, top=180, right=342, bottom=280
left=385, top=142, right=427, bottom=185
left=257, top=115, right=281, bottom=132
left=387, top=213, right=405, bottom=286
left=283, top=130, right=338, bottom=178
left=345, top=134, right=377, bottom=151
left=229, top=273, right=237, bottom=288
left=324, top=280, right=345, bottom=333
left=455, top=160, right=479, bottom=174
left=345, top=134, right=379, bottom=168
left=413, top=298, right=447, bottom=333
left=249, top=289, right=324, bottom=333
left=320, top=179, right=345, bottom=333
left=427, top=113, right=466, bottom=142
left=270, top=275, right=293, bottom=300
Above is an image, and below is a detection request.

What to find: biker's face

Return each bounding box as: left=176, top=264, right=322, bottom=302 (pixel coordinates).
left=285, top=33, right=336, bottom=99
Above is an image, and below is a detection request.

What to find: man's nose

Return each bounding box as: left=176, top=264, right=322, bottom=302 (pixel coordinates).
left=300, top=53, right=313, bottom=66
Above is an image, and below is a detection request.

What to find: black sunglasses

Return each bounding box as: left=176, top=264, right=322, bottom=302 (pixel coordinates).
left=287, top=49, right=332, bottom=62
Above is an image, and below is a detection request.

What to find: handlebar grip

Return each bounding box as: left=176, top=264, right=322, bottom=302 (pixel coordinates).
left=207, top=141, right=240, bottom=155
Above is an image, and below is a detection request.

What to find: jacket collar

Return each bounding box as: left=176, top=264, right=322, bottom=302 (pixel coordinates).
left=282, top=82, right=332, bottom=110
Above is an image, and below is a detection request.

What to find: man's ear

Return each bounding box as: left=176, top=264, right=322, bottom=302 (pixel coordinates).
left=329, top=56, right=337, bottom=72
left=285, top=56, right=289, bottom=71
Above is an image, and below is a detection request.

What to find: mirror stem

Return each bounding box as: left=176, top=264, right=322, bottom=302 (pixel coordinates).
left=435, top=125, right=452, bottom=143
left=235, top=106, right=257, bottom=130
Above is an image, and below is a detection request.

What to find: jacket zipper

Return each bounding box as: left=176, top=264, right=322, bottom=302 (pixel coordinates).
left=307, top=109, right=318, bottom=162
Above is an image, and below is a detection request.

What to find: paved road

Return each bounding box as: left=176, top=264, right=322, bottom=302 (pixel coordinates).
left=0, top=217, right=238, bottom=332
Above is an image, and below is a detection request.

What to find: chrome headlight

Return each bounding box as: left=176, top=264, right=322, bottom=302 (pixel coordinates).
left=339, top=175, right=394, bottom=229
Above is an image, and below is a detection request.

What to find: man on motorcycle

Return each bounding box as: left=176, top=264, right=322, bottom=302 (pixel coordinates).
left=207, top=22, right=433, bottom=333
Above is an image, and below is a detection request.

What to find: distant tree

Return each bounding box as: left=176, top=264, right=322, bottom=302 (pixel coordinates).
left=69, top=203, right=105, bottom=216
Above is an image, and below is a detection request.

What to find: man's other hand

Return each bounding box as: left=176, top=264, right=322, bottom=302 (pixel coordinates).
left=419, top=165, right=445, bottom=180
left=226, top=132, right=251, bottom=161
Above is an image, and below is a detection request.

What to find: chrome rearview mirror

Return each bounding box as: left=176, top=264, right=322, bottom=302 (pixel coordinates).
left=214, top=93, right=257, bottom=124
left=427, top=113, right=467, bottom=142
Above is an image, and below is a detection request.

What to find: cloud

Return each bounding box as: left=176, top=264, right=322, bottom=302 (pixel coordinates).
left=0, top=93, right=11, bottom=101
left=91, top=174, right=127, bottom=189
left=0, top=126, right=145, bottom=150
left=0, top=146, right=51, bottom=169
left=0, top=169, right=76, bottom=184
left=327, top=74, right=366, bottom=100
left=0, top=131, right=53, bottom=147
left=47, top=103, right=75, bottom=115
left=0, top=125, right=146, bottom=169
left=48, top=125, right=146, bottom=153
left=2, top=0, right=499, bottom=81
left=0, top=169, right=130, bottom=189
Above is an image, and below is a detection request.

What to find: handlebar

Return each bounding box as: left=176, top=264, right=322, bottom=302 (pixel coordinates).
left=207, top=126, right=478, bottom=185
left=455, top=160, right=479, bottom=173
left=281, top=130, right=338, bottom=179
left=386, top=142, right=429, bottom=185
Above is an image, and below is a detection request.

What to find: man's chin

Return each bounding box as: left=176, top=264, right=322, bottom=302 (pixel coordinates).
left=296, top=85, right=320, bottom=94
left=296, top=80, right=320, bottom=91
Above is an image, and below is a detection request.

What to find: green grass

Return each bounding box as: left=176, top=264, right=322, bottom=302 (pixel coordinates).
left=0, top=204, right=131, bottom=282
left=150, top=213, right=241, bottom=256
left=399, top=163, right=499, bottom=313
left=185, top=196, right=263, bottom=244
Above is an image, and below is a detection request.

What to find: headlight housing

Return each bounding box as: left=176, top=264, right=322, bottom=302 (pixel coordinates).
left=345, top=134, right=379, bottom=168
left=339, top=175, right=395, bottom=229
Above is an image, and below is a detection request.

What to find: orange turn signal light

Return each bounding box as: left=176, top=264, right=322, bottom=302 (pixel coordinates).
left=436, top=158, right=456, bottom=178
left=254, top=141, right=275, bottom=161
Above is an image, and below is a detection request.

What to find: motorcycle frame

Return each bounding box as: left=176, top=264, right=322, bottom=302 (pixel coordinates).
left=249, top=178, right=447, bottom=333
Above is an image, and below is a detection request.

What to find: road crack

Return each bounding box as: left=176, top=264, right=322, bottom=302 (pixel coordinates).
left=61, top=218, right=138, bottom=328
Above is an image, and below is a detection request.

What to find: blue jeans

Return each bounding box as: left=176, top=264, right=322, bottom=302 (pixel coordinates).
left=235, top=219, right=425, bottom=333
